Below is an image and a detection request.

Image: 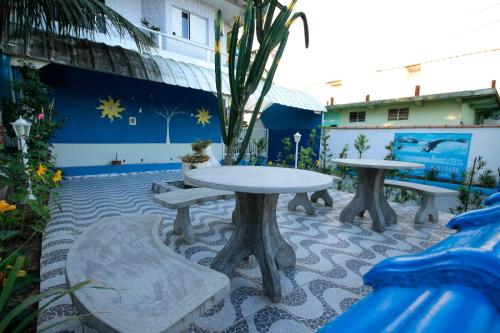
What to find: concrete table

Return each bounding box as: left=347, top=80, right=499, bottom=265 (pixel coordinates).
left=332, top=159, right=424, bottom=232
left=184, top=166, right=333, bottom=302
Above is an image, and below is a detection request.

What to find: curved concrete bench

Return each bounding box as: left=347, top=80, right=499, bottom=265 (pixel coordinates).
left=154, top=188, right=235, bottom=244
left=66, top=214, right=230, bottom=333
left=319, top=206, right=500, bottom=333
left=384, top=179, right=457, bottom=223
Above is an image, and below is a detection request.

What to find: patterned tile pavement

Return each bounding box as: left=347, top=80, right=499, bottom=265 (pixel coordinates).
left=37, top=171, right=455, bottom=332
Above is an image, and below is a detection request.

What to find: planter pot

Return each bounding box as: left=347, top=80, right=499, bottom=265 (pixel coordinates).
left=205, top=144, right=221, bottom=167
left=182, top=160, right=209, bottom=186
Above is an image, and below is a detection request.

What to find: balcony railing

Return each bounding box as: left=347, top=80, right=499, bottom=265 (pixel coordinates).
left=136, top=25, right=228, bottom=64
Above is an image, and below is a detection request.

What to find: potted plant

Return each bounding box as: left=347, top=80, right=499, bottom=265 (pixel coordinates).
left=181, top=153, right=210, bottom=183
left=111, top=153, right=122, bottom=165
left=191, top=140, right=212, bottom=155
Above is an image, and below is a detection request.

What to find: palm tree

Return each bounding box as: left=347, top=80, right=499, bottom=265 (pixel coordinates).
left=0, top=0, right=153, bottom=52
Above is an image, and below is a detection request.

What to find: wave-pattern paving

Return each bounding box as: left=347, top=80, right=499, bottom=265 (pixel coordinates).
left=37, top=171, right=454, bottom=332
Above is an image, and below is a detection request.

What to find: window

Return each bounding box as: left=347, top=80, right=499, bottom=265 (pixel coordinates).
left=172, top=7, right=208, bottom=45
left=388, top=108, right=409, bottom=121
left=181, top=11, right=190, bottom=39
left=349, top=111, right=366, bottom=123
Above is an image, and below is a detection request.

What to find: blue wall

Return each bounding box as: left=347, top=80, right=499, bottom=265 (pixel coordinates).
left=41, top=65, right=222, bottom=144
left=260, top=105, right=322, bottom=163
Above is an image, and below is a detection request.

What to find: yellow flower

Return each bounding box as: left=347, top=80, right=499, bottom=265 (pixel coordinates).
left=52, top=170, right=63, bottom=183
left=36, top=163, right=47, bottom=177
left=0, top=200, right=16, bottom=214
left=0, top=268, right=27, bottom=285
left=316, top=160, right=321, bottom=167
left=268, top=161, right=273, bottom=166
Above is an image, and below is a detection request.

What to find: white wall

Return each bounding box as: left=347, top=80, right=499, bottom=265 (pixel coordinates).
left=326, top=127, right=500, bottom=170
left=52, top=143, right=223, bottom=167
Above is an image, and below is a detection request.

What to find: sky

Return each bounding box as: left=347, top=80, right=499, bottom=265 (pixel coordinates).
left=273, top=0, right=500, bottom=92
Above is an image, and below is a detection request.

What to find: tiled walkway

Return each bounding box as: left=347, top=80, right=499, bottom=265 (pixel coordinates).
left=38, top=171, right=454, bottom=332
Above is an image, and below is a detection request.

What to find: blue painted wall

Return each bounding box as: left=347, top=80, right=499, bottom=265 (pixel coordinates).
left=41, top=65, right=221, bottom=144
left=260, top=105, right=322, bottom=163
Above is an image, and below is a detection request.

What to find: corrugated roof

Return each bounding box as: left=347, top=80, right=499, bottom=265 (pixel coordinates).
left=326, top=88, right=500, bottom=112
left=1, top=37, right=325, bottom=112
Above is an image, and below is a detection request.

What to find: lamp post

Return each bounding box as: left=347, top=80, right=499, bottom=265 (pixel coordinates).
left=293, top=131, right=301, bottom=169
left=11, top=116, right=35, bottom=200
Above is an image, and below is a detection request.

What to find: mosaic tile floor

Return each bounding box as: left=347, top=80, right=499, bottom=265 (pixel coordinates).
left=37, top=171, right=455, bottom=333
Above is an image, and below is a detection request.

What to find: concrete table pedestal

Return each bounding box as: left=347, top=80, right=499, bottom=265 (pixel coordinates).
left=332, top=159, right=424, bottom=232
left=185, top=166, right=333, bottom=302
left=212, top=192, right=295, bottom=302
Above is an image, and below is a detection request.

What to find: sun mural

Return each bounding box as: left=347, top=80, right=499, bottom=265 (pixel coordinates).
left=97, top=96, right=125, bottom=122
left=195, top=107, right=212, bottom=127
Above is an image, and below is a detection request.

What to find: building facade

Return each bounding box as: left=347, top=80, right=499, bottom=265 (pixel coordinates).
left=323, top=88, right=500, bottom=128
left=1, top=0, right=325, bottom=175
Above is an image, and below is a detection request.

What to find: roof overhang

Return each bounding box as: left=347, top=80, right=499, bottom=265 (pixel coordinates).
left=205, top=0, right=245, bottom=22
left=327, top=89, right=500, bottom=113
left=1, top=36, right=325, bottom=113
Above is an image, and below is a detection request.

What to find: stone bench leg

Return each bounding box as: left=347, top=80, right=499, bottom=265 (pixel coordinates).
left=288, top=193, right=316, bottom=215
left=415, top=194, right=439, bottom=223
left=310, top=189, right=333, bottom=207
left=173, top=207, right=195, bottom=244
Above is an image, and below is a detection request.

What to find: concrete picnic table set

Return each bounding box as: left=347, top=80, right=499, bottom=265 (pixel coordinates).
left=65, top=161, right=461, bottom=332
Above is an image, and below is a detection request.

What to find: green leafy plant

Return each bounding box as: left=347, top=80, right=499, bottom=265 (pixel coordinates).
left=0, top=253, right=92, bottom=333
left=277, top=137, right=294, bottom=167
left=214, top=0, right=309, bottom=164
left=249, top=137, right=268, bottom=166
left=318, top=128, right=333, bottom=173
left=424, top=167, right=439, bottom=182
left=450, top=156, right=498, bottom=214
left=0, top=0, right=154, bottom=52
left=191, top=140, right=212, bottom=154
left=353, top=134, right=370, bottom=158
left=298, top=129, right=317, bottom=170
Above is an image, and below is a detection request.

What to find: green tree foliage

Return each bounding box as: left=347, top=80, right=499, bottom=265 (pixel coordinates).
left=0, top=0, right=153, bottom=52
left=353, top=134, right=370, bottom=158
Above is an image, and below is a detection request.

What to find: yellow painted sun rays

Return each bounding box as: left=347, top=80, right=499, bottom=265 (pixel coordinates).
left=97, top=96, right=125, bottom=122
left=195, top=107, right=212, bottom=127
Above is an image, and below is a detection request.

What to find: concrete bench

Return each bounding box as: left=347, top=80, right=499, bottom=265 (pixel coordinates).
left=154, top=187, right=235, bottom=244
left=288, top=176, right=341, bottom=215
left=66, top=214, right=230, bottom=333
left=384, top=179, right=457, bottom=223
left=318, top=206, right=500, bottom=333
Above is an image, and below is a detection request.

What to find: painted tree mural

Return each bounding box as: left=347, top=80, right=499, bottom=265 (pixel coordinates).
left=153, top=105, right=186, bottom=144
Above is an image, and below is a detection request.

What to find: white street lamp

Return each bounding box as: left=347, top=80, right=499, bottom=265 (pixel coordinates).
left=11, top=117, right=35, bottom=200
left=293, top=131, right=302, bottom=169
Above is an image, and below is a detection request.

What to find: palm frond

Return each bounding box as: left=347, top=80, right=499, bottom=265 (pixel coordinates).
left=0, top=0, right=154, bottom=52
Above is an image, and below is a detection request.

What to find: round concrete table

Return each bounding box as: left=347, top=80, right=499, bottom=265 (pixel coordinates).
left=331, top=159, right=424, bottom=232
left=184, top=166, right=333, bottom=302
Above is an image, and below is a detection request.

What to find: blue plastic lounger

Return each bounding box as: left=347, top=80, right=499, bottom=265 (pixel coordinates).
left=318, top=206, right=500, bottom=333
left=483, top=192, right=500, bottom=206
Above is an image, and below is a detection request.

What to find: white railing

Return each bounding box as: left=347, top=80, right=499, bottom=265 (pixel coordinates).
left=232, top=127, right=269, bottom=161
left=136, top=25, right=228, bottom=64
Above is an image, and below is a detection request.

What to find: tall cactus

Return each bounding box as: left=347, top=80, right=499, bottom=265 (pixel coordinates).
left=214, top=0, right=309, bottom=165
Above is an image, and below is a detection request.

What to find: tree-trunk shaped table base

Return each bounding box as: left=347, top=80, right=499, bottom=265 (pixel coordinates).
left=339, top=168, right=397, bottom=232
left=288, top=193, right=316, bottom=215
left=211, top=192, right=295, bottom=302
